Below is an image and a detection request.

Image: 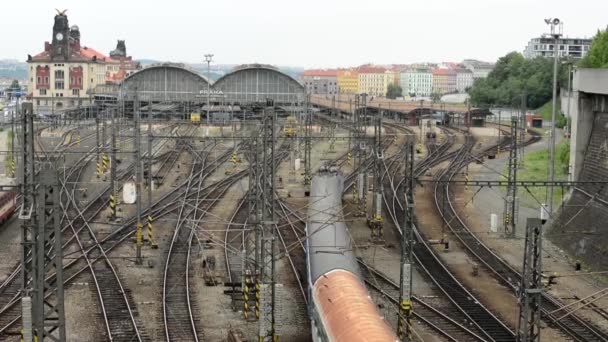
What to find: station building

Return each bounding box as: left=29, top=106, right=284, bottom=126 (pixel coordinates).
left=27, top=11, right=140, bottom=114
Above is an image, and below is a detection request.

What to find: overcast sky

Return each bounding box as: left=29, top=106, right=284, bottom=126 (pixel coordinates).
left=3, top=0, right=606, bottom=68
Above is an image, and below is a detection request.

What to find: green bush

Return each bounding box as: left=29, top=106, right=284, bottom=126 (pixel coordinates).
left=558, top=140, right=570, bottom=169
left=555, top=114, right=568, bottom=129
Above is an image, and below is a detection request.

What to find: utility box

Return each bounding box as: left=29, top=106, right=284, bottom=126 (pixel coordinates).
left=526, top=113, right=543, bottom=128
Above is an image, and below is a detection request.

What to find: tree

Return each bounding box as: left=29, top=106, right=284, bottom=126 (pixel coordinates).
left=467, top=51, right=559, bottom=109
left=386, top=83, right=403, bottom=99
left=9, top=80, right=20, bottom=91
left=431, top=92, right=442, bottom=103
left=580, top=28, right=608, bottom=68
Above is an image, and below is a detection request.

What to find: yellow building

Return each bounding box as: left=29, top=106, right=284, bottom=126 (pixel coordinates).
left=358, top=67, right=395, bottom=97
left=337, top=69, right=359, bottom=94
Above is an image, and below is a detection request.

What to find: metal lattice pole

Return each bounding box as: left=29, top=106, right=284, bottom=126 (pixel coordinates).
left=371, top=108, right=384, bottom=238
left=20, top=102, right=37, bottom=342
left=258, top=100, right=277, bottom=341
left=147, top=103, right=156, bottom=247
left=398, top=143, right=415, bottom=341
left=110, top=105, right=118, bottom=221
left=34, top=165, right=66, bottom=342
left=95, top=113, right=101, bottom=178
left=504, top=116, right=519, bottom=238
left=304, top=94, right=312, bottom=186
left=134, top=90, right=143, bottom=265
left=516, top=218, right=543, bottom=342
left=357, top=94, right=368, bottom=217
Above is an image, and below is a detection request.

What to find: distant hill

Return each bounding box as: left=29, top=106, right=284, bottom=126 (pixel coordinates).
left=0, top=59, right=27, bottom=81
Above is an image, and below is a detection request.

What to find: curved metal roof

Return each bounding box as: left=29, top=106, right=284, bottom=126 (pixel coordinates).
left=213, top=65, right=304, bottom=105
left=121, top=63, right=211, bottom=102
left=213, top=64, right=301, bottom=87
left=123, top=62, right=212, bottom=85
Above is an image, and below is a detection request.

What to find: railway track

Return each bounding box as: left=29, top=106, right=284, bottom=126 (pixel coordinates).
left=380, top=125, right=517, bottom=342
left=162, top=142, right=248, bottom=341
left=358, top=259, right=488, bottom=342
left=0, top=130, right=230, bottom=339
left=434, top=130, right=608, bottom=341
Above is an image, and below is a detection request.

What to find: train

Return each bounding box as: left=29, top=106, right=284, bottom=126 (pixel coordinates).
left=0, top=191, right=17, bottom=224
left=306, top=168, right=397, bottom=342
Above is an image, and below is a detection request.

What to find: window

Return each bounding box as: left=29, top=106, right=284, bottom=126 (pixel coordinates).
left=55, top=70, right=64, bottom=79
left=36, top=100, right=40, bottom=106
left=55, top=80, right=64, bottom=89
left=40, top=89, right=47, bottom=95
left=37, top=76, right=41, bottom=84
left=72, top=89, right=80, bottom=96
left=45, top=76, right=49, bottom=84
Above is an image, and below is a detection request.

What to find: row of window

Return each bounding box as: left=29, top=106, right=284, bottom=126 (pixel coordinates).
left=35, top=99, right=84, bottom=106
left=37, top=89, right=80, bottom=96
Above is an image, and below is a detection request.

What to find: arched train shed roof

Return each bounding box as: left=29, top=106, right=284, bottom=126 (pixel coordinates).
left=121, top=63, right=211, bottom=102
left=213, top=64, right=305, bottom=105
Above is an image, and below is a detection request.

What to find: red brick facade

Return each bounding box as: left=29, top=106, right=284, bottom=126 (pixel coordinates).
left=35, top=65, right=50, bottom=89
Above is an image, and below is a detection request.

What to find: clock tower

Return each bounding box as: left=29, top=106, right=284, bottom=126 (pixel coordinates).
left=51, top=10, right=70, bottom=60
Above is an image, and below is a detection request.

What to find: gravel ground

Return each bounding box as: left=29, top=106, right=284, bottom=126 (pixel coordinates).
left=462, top=127, right=608, bottom=333
left=412, top=126, right=576, bottom=340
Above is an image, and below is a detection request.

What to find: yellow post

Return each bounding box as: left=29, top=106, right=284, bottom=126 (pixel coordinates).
left=148, top=215, right=157, bottom=248
left=136, top=223, right=143, bottom=248
left=109, top=194, right=116, bottom=217
left=255, top=276, right=260, bottom=319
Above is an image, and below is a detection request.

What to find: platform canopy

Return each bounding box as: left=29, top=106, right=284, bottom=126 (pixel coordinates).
left=212, top=64, right=305, bottom=106
left=121, top=63, right=212, bottom=102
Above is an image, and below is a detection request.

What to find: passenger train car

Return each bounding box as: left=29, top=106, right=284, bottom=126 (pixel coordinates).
left=306, top=168, right=397, bottom=342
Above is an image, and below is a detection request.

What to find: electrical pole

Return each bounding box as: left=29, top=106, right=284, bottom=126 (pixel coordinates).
left=204, top=54, right=213, bottom=125
left=95, top=112, right=101, bottom=178
left=147, top=104, right=156, bottom=247
left=357, top=94, right=368, bottom=217
left=516, top=218, right=543, bottom=342
left=519, top=91, right=527, bottom=167
left=34, top=165, right=66, bottom=342
left=244, top=130, right=261, bottom=320
left=134, top=90, right=143, bottom=265
left=304, top=94, right=312, bottom=186
left=10, top=96, right=17, bottom=177
left=109, top=105, right=118, bottom=221
left=20, top=101, right=37, bottom=342
left=504, top=116, right=519, bottom=238
left=259, top=100, right=277, bottom=341
left=547, top=18, right=562, bottom=215
left=20, top=103, right=66, bottom=342
left=371, top=108, right=383, bottom=239
left=397, top=143, right=414, bottom=342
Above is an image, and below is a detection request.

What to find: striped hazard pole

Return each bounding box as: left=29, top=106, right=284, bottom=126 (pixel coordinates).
left=243, top=270, right=251, bottom=319
left=347, top=152, right=352, bottom=166
left=109, top=193, right=116, bottom=218
left=255, top=274, right=260, bottom=319
left=96, top=160, right=102, bottom=178
left=147, top=215, right=157, bottom=248
left=10, top=158, right=15, bottom=178
left=136, top=222, right=143, bottom=249
left=102, top=154, right=109, bottom=173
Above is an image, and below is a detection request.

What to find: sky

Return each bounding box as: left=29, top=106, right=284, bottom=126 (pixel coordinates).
left=3, top=0, right=607, bottom=68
